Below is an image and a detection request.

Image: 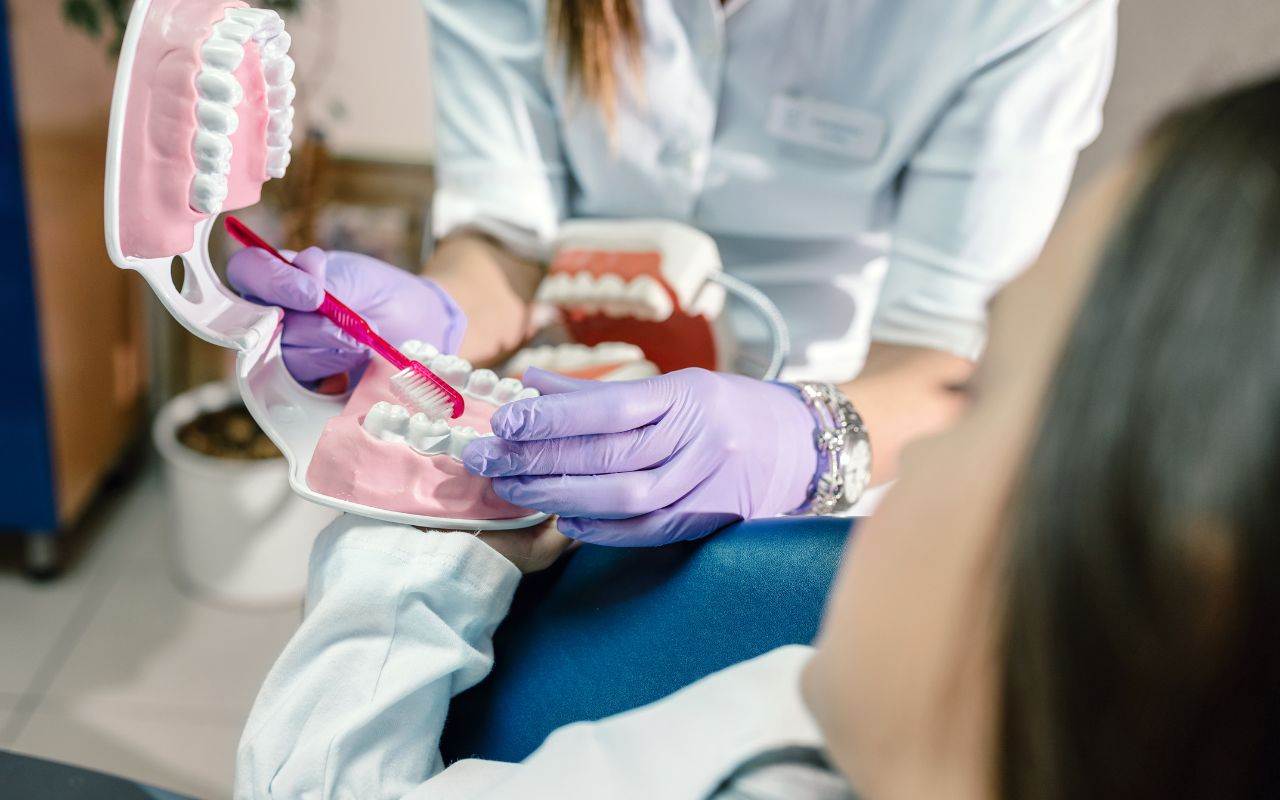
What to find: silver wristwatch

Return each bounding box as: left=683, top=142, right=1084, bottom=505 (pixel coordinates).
left=791, top=382, right=872, bottom=515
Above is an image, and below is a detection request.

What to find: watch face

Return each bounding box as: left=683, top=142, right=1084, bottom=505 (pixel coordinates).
left=843, top=436, right=873, bottom=498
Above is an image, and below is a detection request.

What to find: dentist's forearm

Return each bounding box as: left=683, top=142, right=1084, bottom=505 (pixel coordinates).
left=839, top=343, right=974, bottom=485
left=423, top=231, right=544, bottom=366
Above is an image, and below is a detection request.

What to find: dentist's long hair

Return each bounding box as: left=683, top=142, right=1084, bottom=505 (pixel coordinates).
left=551, top=0, right=643, bottom=126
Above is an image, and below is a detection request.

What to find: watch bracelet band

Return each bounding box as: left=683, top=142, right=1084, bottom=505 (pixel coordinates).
left=790, top=382, right=869, bottom=516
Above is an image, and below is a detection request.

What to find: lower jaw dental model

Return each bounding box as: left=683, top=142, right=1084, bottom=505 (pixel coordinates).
left=307, top=344, right=542, bottom=521
left=503, top=342, right=660, bottom=382
left=104, top=0, right=544, bottom=530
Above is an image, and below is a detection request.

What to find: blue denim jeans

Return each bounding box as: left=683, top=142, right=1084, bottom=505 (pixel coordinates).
left=441, top=516, right=854, bottom=763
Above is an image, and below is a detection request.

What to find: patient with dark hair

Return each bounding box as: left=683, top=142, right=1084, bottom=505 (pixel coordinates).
left=809, top=74, right=1280, bottom=799
left=237, top=76, right=1280, bottom=799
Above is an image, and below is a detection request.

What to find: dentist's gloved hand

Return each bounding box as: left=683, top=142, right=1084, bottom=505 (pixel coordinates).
left=462, top=368, right=820, bottom=546
left=226, top=247, right=467, bottom=383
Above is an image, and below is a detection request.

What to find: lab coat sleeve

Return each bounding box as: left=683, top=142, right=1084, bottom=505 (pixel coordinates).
left=234, top=515, right=520, bottom=800
left=424, top=0, right=568, bottom=257
left=870, top=0, right=1118, bottom=360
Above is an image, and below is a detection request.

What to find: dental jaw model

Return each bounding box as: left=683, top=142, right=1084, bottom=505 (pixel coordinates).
left=115, top=1, right=293, bottom=260
left=105, top=0, right=545, bottom=530
left=527, top=220, right=728, bottom=378
left=307, top=343, right=540, bottom=520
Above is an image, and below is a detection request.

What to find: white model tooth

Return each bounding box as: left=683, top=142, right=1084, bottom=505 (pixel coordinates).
left=628, top=275, right=674, bottom=322
left=196, top=70, right=243, bottom=106
left=225, top=7, right=273, bottom=28
left=363, top=401, right=410, bottom=441
left=268, top=82, right=297, bottom=110
left=400, top=340, right=430, bottom=362
left=260, top=31, right=293, bottom=62
left=382, top=405, right=410, bottom=439
left=215, top=20, right=256, bottom=45
left=505, top=345, right=554, bottom=378
left=251, top=13, right=286, bottom=42
left=201, top=37, right=245, bottom=72
left=267, top=129, right=292, bottom=149
left=621, top=280, right=649, bottom=319
left=551, top=273, right=575, bottom=304
left=597, top=274, right=631, bottom=318
left=269, top=107, right=295, bottom=137
left=267, top=149, right=291, bottom=179
left=466, top=369, right=499, bottom=398
left=192, top=130, right=232, bottom=174
left=264, top=55, right=296, bottom=87
left=430, top=355, right=472, bottom=388
left=529, top=346, right=557, bottom=369
left=570, top=272, right=601, bottom=314
left=409, top=341, right=440, bottom=364
left=555, top=343, right=594, bottom=370
left=599, top=342, right=644, bottom=362
left=604, top=360, right=661, bottom=380
left=189, top=173, right=227, bottom=214
left=196, top=100, right=239, bottom=135
left=268, top=121, right=294, bottom=146
left=537, top=273, right=564, bottom=304
left=535, top=271, right=570, bottom=302
left=516, top=387, right=541, bottom=401
left=494, top=378, right=524, bottom=404
left=407, top=413, right=451, bottom=455
left=448, top=427, right=481, bottom=460
left=503, top=349, right=534, bottom=378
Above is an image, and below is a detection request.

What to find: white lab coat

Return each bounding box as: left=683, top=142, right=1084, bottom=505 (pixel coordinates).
left=235, top=516, right=836, bottom=799
left=425, top=0, right=1117, bottom=379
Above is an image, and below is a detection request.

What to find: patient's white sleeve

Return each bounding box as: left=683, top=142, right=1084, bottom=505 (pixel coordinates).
left=234, top=515, right=520, bottom=799
left=234, top=514, right=827, bottom=799
left=871, top=0, right=1117, bottom=360
left=424, top=0, right=567, bottom=257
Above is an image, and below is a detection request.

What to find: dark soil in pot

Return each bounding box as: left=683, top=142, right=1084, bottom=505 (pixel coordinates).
left=178, top=405, right=282, bottom=460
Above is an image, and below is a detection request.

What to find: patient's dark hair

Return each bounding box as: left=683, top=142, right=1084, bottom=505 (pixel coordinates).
left=999, top=76, right=1280, bottom=800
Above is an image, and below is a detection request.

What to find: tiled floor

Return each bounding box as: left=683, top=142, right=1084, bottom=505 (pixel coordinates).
left=0, top=466, right=303, bottom=798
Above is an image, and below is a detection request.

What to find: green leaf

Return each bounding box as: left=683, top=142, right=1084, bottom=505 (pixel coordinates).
left=62, top=0, right=102, bottom=37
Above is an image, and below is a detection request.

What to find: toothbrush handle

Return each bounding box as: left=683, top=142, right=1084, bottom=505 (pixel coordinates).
left=317, top=294, right=411, bottom=371
left=223, top=216, right=412, bottom=372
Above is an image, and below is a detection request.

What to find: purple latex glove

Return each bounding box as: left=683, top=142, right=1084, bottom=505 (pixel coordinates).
left=462, top=367, right=820, bottom=546
left=226, top=247, right=467, bottom=383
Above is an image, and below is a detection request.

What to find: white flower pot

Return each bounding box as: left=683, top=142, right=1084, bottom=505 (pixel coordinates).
left=153, top=382, right=338, bottom=608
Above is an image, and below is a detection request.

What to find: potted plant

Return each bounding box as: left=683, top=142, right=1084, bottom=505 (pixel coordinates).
left=153, top=383, right=337, bottom=608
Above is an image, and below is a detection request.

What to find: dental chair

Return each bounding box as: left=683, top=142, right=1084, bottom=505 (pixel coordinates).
left=440, top=515, right=854, bottom=763
left=0, top=750, right=189, bottom=800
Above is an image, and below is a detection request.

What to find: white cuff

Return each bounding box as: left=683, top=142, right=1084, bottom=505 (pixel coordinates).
left=432, top=163, right=566, bottom=260
left=870, top=250, right=995, bottom=361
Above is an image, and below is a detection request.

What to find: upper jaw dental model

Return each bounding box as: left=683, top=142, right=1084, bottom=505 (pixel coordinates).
left=528, top=220, right=729, bottom=378
left=105, top=1, right=547, bottom=531
left=113, top=0, right=294, bottom=261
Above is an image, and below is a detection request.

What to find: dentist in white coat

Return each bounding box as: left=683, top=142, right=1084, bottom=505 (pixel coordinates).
left=234, top=1, right=1118, bottom=797
left=239, top=0, right=1117, bottom=541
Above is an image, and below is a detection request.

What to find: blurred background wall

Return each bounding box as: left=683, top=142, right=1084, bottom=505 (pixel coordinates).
left=1074, top=0, right=1280, bottom=187
left=283, top=0, right=1280, bottom=191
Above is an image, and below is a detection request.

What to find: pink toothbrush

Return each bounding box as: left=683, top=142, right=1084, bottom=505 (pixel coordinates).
left=225, top=216, right=465, bottom=420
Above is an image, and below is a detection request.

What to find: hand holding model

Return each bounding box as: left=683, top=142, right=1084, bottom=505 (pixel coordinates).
left=227, top=248, right=468, bottom=382
left=463, top=368, right=819, bottom=546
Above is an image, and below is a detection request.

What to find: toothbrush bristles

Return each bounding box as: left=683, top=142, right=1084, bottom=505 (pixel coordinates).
left=391, top=368, right=459, bottom=420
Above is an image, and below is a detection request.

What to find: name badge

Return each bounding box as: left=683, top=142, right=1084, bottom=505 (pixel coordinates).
left=766, top=94, right=888, bottom=162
